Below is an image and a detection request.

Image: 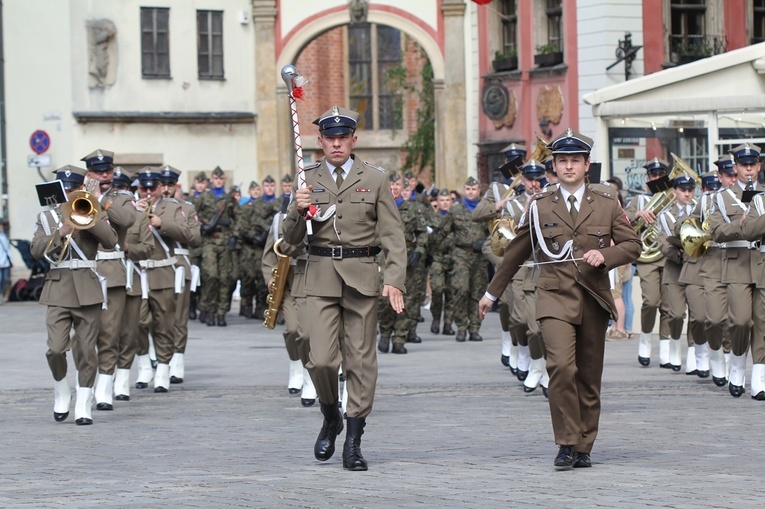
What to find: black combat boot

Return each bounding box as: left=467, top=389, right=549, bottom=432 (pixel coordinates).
left=315, top=402, right=344, bottom=461
left=188, top=293, right=197, bottom=321
left=406, top=330, right=422, bottom=343
left=343, top=417, right=368, bottom=471
left=377, top=332, right=391, bottom=353
left=241, top=305, right=253, bottom=319
left=430, top=320, right=440, bottom=334
left=217, top=314, right=227, bottom=327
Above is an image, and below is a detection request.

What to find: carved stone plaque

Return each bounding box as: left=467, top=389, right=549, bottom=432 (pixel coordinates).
left=87, top=19, right=118, bottom=89
left=536, top=85, right=564, bottom=125
left=482, top=81, right=516, bottom=129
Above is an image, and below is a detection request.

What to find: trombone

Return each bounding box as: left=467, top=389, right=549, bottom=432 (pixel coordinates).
left=44, top=179, right=103, bottom=265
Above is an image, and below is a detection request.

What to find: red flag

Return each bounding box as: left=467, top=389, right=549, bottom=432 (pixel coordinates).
left=472, top=0, right=493, bottom=4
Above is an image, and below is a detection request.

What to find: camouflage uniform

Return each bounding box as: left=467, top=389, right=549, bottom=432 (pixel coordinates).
left=247, top=191, right=280, bottom=317
left=378, top=199, right=428, bottom=351
left=187, top=172, right=207, bottom=320
left=196, top=169, right=237, bottom=322
left=437, top=200, right=489, bottom=340
left=427, top=203, right=454, bottom=334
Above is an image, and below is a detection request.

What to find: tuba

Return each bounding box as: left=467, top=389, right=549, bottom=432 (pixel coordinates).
left=263, top=238, right=292, bottom=330
left=44, top=184, right=102, bottom=265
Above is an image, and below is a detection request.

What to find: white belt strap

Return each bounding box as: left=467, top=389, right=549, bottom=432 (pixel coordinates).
left=174, top=266, right=185, bottom=294
left=190, top=265, right=200, bottom=292
left=140, top=270, right=149, bottom=300
left=724, top=240, right=758, bottom=249
left=174, top=247, right=190, bottom=256
left=139, top=256, right=178, bottom=269
left=68, top=236, right=108, bottom=309
left=96, top=251, right=126, bottom=260
left=53, top=259, right=98, bottom=269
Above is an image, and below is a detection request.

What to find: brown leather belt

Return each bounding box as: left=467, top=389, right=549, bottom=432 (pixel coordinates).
left=308, top=245, right=381, bottom=259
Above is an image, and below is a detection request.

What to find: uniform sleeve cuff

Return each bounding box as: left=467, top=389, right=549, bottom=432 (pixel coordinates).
left=483, top=291, right=497, bottom=302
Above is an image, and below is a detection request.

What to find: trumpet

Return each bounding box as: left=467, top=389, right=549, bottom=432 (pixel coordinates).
left=43, top=186, right=103, bottom=265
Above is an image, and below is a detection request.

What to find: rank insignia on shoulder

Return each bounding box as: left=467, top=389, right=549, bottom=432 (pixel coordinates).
left=304, top=162, right=321, bottom=171
left=362, top=161, right=386, bottom=173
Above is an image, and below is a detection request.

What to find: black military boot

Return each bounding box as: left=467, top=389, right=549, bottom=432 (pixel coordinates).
left=406, top=330, right=422, bottom=343
left=430, top=320, right=440, bottom=334
left=315, top=402, right=344, bottom=461
left=217, top=314, right=227, bottom=327
left=343, top=417, right=368, bottom=471
left=188, top=293, right=197, bottom=321
left=241, top=305, right=253, bottom=319
left=199, top=310, right=208, bottom=324
left=377, top=332, right=391, bottom=353
left=206, top=312, right=217, bottom=327
left=455, top=329, right=467, bottom=342
left=253, top=304, right=265, bottom=320
left=442, top=323, right=455, bottom=336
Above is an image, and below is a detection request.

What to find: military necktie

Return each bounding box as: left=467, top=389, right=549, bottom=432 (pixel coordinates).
left=568, top=194, right=578, bottom=224
left=334, top=167, right=344, bottom=189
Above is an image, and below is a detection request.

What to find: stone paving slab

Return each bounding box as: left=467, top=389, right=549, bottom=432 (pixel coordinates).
left=0, top=301, right=763, bottom=509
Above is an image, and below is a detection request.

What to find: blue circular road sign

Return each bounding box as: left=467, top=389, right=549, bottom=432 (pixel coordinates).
left=30, top=130, right=51, bottom=155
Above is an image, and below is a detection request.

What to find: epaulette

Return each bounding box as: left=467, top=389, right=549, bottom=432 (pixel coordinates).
left=115, top=190, right=134, bottom=196
left=304, top=162, right=321, bottom=171
left=183, top=200, right=193, bottom=206
left=588, top=182, right=616, bottom=199
left=534, top=183, right=560, bottom=200
left=165, top=197, right=180, bottom=204
left=363, top=161, right=386, bottom=173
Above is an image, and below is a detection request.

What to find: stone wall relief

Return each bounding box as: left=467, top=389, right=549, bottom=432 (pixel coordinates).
left=87, top=19, right=117, bottom=89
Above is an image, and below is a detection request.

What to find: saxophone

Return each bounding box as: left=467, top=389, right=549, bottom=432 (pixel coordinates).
left=263, top=238, right=292, bottom=330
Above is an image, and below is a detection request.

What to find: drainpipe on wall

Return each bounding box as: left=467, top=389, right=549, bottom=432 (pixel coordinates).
left=0, top=0, right=7, bottom=220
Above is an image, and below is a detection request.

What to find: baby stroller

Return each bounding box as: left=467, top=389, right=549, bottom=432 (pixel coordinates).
left=9, top=239, right=49, bottom=301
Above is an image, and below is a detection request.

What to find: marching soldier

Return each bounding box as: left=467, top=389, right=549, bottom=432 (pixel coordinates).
left=196, top=166, right=237, bottom=326
left=377, top=172, right=427, bottom=354
left=31, top=165, right=118, bottom=425
left=158, top=166, right=201, bottom=384
left=626, top=158, right=672, bottom=367
left=188, top=171, right=208, bottom=321
left=76, top=151, right=137, bottom=411
left=711, top=143, right=763, bottom=398
left=261, top=208, right=317, bottom=406
left=739, top=145, right=765, bottom=400
left=248, top=175, right=280, bottom=319
left=428, top=189, right=456, bottom=336
left=656, top=172, right=697, bottom=372
left=675, top=171, right=722, bottom=379
left=113, top=169, right=154, bottom=401
left=436, top=177, right=489, bottom=342
left=472, top=146, right=525, bottom=368
left=479, top=129, right=640, bottom=469
left=134, top=167, right=195, bottom=392
left=283, top=105, right=407, bottom=471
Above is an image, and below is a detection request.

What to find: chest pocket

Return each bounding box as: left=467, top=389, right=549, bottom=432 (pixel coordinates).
left=311, top=193, right=331, bottom=207
left=541, top=225, right=565, bottom=251
left=350, top=191, right=376, bottom=222
left=586, top=226, right=611, bottom=249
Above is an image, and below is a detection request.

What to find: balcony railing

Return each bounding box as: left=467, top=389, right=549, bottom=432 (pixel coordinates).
left=668, top=34, right=727, bottom=65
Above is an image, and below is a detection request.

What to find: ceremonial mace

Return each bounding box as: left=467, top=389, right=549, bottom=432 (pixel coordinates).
left=281, top=64, right=314, bottom=241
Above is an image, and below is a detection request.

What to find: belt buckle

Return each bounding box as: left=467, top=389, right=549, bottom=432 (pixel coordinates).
left=331, top=246, right=343, bottom=259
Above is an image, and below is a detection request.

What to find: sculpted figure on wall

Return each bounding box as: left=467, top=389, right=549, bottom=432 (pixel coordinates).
left=536, top=85, right=564, bottom=127
left=349, top=0, right=369, bottom=24
left=87, top=19, right=117, bottom=88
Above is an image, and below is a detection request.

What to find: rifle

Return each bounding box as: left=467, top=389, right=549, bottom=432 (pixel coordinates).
left=200, top=194, right=231, bottom=237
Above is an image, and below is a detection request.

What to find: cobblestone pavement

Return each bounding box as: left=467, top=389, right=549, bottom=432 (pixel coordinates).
left=1, top=300, right=763, bottom=509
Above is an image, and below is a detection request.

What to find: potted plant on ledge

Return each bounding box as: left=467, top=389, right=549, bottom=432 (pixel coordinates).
left=534, top=43, right=563, bottom=67
left=492, top=49, right=518, bottom=73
